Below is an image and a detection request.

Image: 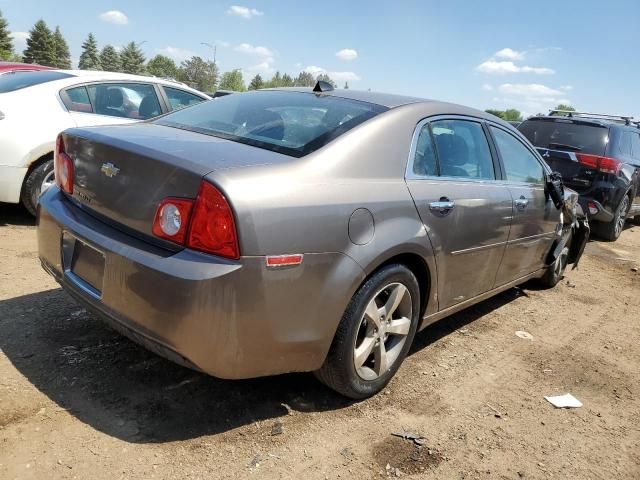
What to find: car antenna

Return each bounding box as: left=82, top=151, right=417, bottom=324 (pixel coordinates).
left=313, top=80, right=334, bottom=93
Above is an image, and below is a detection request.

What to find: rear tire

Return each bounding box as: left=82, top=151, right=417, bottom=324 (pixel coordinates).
left=593, top=194, right=630, bottom=242
left=20, top=159, right=54, bottom=216
left=315, top=264, right=420, bottom=399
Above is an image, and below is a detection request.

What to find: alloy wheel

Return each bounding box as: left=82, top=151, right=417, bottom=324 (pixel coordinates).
left=353, top=282, right=413, bottom=381
left=40, top=170, right=55, bottom=195
left=615, top=196, right=629, bottom=238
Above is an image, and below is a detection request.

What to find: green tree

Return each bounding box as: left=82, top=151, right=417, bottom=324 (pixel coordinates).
left=294, top=71, right=315, bottom=87
left=52, top=26, right=71, bottom=69
left=146, top=54, right=177, bottom=78
left=218, top=69, right=246, bottom=91
left=503, top=109, right=523, bottom=121
left=485, top=109, right=506, bottom=119
left=554, top=103, right=576, bottom=115
left=266, top=71, right=283, bottom=88
left=316, top=73, right=336, bottom=88
left=78, top=33, right=100, bottom=70
left=248, top=74, right=264, bottom=90
left=119, top=41, right=146, bottom=75
left=178, top=56, right=218, bottom=92
left=99, top=45, right=121, bottom=72
left=23, top=20, right=56, bottom=66
left=281, top=73, right=294, bottom=87
left=0, top=9, right=13, bottom=61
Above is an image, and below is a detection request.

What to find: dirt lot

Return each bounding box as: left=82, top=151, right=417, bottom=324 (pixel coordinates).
left=1, top=203, right=639, bottom=480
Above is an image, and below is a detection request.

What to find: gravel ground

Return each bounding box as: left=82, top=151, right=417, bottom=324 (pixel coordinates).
left=1, top=203, right=639, bottom=479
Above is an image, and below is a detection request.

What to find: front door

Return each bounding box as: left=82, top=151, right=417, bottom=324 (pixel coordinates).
left=406, top=118, right=513, bottom=309
left=489, top=125, right=560, bottom=285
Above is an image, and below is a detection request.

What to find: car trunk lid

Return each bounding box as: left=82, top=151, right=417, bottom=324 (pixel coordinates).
left=62, top=123, right=292, bottom=246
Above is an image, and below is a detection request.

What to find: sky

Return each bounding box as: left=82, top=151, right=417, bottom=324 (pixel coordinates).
left=2, top=0, right=639, bottom=118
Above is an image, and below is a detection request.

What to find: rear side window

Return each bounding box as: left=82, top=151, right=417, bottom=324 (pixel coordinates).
left=631, top=132, right=640, bottom=161
left=412, top=124, right=438, bottom=176
left=430, top=119, right=495, bottom=180
left=491, top=126, right=544, bottom=184
left=86, top=83, right=162, bottom=120
left=618, top=131, right=633, bottom=156
left=0, top=71, right=74, bottom=93
left=155, top=90, right=387, bottom=157
left=518, top=119, right=609, bottom=156
left=163, top=86, right=205, bottom=111
left=62, top=86, right=93, bottom=113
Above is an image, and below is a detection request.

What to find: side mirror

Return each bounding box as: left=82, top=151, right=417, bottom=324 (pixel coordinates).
left=546, top=171, right=564, bottom=209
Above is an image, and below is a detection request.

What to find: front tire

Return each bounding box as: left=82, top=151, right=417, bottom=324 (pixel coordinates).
left=315, top=264, right=420, bottom=399
left=21, top=159, right=54, bottom=216
left=539, top=245, right=569, bottom=288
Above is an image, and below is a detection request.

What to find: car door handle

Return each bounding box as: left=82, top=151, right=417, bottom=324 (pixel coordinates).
left=515, top=196, right=529, bottom=210
left=429, top=198, right=455, bottom=215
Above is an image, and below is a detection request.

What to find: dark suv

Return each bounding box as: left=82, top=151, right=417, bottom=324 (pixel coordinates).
left=519, top=111, right=640, bottom=240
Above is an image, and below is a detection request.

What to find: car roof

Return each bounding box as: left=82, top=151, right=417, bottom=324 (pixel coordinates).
left=266, top=87, right=510, bottom=124
left=0, top=62, right=52, bottom=72
left=13, top=69, right=210, bottom=98
left=522, top=115, right=640, bottom=130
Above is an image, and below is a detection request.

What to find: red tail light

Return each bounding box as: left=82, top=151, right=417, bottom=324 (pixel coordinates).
left=576, top=153, right=622, bottom=174
left=152, top=181, right=240, bottom=260
left=54, top=134, right=74, bottom=194
left=187, top=182, right=240, bottom=259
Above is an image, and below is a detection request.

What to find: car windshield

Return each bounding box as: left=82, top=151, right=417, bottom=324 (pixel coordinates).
left=155, top=90, right=388, bottom=157
left=518, top=118, right=609, bottom=156
left=0, top=70, right=74, bottom=93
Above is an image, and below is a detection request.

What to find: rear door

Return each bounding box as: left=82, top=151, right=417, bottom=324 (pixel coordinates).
left=61, top=82, right=164, bottom=127
left=405, top=117, right=513, bottom=309
left=518, top=118, right=609, bottom=193
left=489, top=125, right=559, bottom=284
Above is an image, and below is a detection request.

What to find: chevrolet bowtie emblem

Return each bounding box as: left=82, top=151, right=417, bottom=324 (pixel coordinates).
left=101, top=162, right=120, bottom=178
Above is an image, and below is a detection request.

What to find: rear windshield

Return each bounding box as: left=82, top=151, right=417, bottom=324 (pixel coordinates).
left=518, top=118, right=609, bottom=155
left=0, top=71, right=74, bottom=93
left=155, top=90, right=388, bottom=157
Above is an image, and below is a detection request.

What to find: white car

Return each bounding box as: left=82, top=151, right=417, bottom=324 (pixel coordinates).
left=0, top=70, right=210, bottom=214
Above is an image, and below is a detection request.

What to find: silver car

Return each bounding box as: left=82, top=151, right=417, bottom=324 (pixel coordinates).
left=37, top=85, right=587, bottom=398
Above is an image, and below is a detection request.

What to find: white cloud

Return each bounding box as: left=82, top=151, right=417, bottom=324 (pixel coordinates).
left=98, top=10, right=128, bottom=25
left=10, top=32, right=29, bottom=52
left=498, top=83, right=563, bottom=97
left=495, top=48, right=524, bottom=61
left=156, top=46, right=197, bottom=62
left=227, top=5, right=264, bottom=19
left=247, top=61, right=275, bottom=77
left=560, top=85, right=573, bottom=91
left=335, top=48, right=358, bottom=61
left=476, top=60, right=554, bottom=75
left=234, top=43, right=274, bottom=58
left=482, top=83, right=493, bottom=91
left=303, top=65, right=361, bottom=82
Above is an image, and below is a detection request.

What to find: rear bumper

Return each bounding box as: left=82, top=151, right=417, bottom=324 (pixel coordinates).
left=578, top=197, right=614, bottom=223
left=0, top=165, right=27, bottom=203
left=37, top=188, right=365, bottom=379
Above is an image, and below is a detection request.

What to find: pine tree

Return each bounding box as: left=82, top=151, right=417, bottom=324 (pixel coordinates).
left=119, top=42, right=146, bottom=75
left=99, top=45, right=121, bottom=72
left=0, top=9, right=13, bottom=61
left=248, top=74, right=264, bottom=90
left=23, top=20, right=56, bottom=66
left=294, top=71, right=315, bottom=87
left=78, top=33, right=100, bottom=70
left=52, top=26, right=71, bottom=69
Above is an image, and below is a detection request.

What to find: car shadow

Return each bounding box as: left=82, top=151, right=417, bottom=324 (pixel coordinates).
left=1, top=285, right=523, bottom=443
left=0, top=203, right=35, bottom=227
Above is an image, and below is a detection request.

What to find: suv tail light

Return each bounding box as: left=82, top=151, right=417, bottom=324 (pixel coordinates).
left=54, top=134, right=74, bottom=194
left=576, top=153, right=622, bottom=174
left=152, top=181, right=240, bottom=260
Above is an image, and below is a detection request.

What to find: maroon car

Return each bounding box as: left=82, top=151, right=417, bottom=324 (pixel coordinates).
left=0, top=62, right=53, bottom=75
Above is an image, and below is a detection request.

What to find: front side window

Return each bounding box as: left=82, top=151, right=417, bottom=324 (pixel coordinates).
left=163, top=86, right=206, bottom=111
left=154, top=90, right=387, bottom=157
left=430, top=119, right=495, bottom=179
left=491, top=126, right=544, bottom=184
left=86, top=83, right=162, bottom=120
